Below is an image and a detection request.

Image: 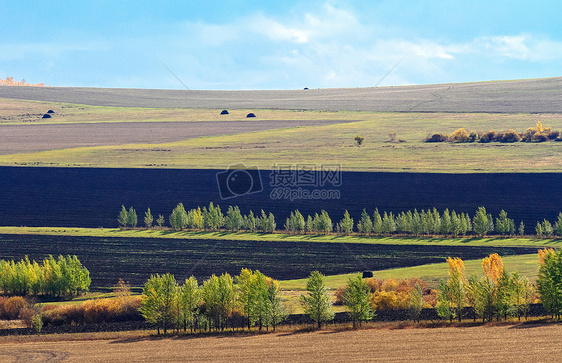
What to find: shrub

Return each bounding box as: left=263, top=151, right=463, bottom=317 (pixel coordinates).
left=501, top=129, right=522, bottom=143
left=426, top=133, right=448, bottom=142
left=333, top=286, right=346, bottom=305
left=479, top=130, right=497, bottom=143
left=3, top=296, right=27, bottom=320
left=354, top=135, right=364, bottom=146
left=532, top=132, right=548, bottom=142
left=521, top=127, right=537, bottom=142
left=547, top=130, right=560, bottom=140
left=449, top=128, right=470, bottom=143
left=468, top=131, right=478, bottom=142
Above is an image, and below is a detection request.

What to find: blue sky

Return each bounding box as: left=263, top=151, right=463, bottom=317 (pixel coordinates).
left=1, top=0, right=561, bottom=89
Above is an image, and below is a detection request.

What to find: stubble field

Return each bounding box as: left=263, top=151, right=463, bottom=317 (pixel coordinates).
left=1, top=323, right=562, bottom=362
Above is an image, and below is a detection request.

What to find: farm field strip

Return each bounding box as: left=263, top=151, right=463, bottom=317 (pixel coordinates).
left=1, top=227, right=560, bottom=248
left=1, top=323, right=562, bottom=362
left=280, top=253, right=540, bottom=290
left=1, top=111, right=561, bottom=172
left=0, top=233, right=539, bottom=288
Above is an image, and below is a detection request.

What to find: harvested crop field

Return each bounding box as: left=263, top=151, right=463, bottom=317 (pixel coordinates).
left=0, top=234, right=537, bottom=287
left=1, top=77, right=562, bottom=112
left=0, top=119, right=352, bottom=154
left=1, top=323, right=561, bottom=362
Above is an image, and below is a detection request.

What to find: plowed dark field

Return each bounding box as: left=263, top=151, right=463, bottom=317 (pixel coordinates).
left=0, top=234, right=536, bottom=287
left=1, top=167, right=561, bottom=230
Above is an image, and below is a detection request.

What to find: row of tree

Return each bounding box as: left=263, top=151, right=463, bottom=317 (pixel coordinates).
left=140, top=269, right=286, bottom=334
left=120, top=203, right=562, bottom=238
left=0, top=255, right=90, bottom=296
left=437, top=254, right=534, bottom=322
left=426, top=122, right=562, bottom=143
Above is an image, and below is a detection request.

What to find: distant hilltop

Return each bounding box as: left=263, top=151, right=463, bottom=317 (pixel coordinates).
left=0, top=77, right=560, bottom=113
left=0, top=76, right=50, bottom=87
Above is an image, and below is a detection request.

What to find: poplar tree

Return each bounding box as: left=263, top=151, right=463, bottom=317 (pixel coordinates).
left=140, top=273, right=178, bottom=335
left=338, top=210, right=354, bottom=235
left=300, top=271, right=334, bottom=329
left=170, top=203, right=188, bottom=230
left=342, top=274, right=374, bottom=327
left=127, top=207, right=138, bottom=228
left=117, top=205, right=128, bottom=228
left=144, top=208, right=153, bottom=229
left=358, top=209, right=372, bottom=235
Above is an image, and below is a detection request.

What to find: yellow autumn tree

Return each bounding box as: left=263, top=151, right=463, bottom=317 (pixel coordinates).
left=482, top=253, right=504, bottom=282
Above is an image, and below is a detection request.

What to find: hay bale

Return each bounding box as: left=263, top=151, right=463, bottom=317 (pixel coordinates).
left=42, top=113, right=52, bottom=119
left=47, top=110, right=55, bottom=113
left=362, top=271, right=374, bottom=279
left=220, top=110, right=229, bottom=115
left=246, top=113, right=256, bottom=118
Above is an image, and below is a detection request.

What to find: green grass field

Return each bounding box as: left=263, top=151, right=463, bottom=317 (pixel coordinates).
left=0, top=226, right=560, bottom=248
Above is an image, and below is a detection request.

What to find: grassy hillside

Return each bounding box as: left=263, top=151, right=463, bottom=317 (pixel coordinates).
left=1, top=109, right=561, bottom=172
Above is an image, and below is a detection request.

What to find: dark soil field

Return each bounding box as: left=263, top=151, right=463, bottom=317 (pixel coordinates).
left=1, top=77, right=561, bottom=112
left=0, top=119, right=351, bottom=154
left=0, top=167, right=561, bottom=230
left=0, top=234, right=536, bottom=287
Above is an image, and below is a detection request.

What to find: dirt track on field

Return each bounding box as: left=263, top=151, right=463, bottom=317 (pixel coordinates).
left=1, top=324, right=561, bottom=362
left=1, top=77, right=561, bottom=113
left=0, top=119, right=351, bottom=154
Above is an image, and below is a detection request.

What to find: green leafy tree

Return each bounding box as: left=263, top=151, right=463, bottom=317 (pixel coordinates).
left=259, top=210, right=276, bottom=233
left=225, top=206, right=244, bottom=231
left=436, top=257, right=466, bottom=322
left=342, top=274, right=374, bottom=327
left=144, top=207, right=153, bottom=229
left=408, top=282, right=424, bottom=323
left=127, top=207, right=138, bottom=228
left=156, top=214, right=165, bottom=228
left=536, top=222, right=543, bottom=238
left=285, top=210, right=305, bottom=234
left=170, top=203, right=188, bottom=230
left=203, top=202, right=224, bottom=231
left=473, top=207, right=490, bottom=237
left=518, top=221, right=525, bottom=236
left=177, top=276, right=200, bottom=332
left=187, top=207, right=204, bottom=230
left=338, top=210, right=354, bottom=235
left=140, top=273, right=178, bottom=335
left=300, top=271, right=334, bottom=329
left=537, top=248, right=562, bottom=318
left=357, top=209, right=372, bottom=235
left=244, top=211, right=258, bottom=232
left=440, top=208, right=451, bottom=235
left=381, top=212, right=396, bottom=234
left=555, top=213, right=562, bottom=236
left=372, top=209, right=383, bottom=235
left=202, top=273, right=235, bottom=330
left=117, top=205, right=128, bottom=228
left=510, top=272, right=533, bottom=320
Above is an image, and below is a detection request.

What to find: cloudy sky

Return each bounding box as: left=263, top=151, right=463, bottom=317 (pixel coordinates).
left=1, top=0, right=560, bottom=89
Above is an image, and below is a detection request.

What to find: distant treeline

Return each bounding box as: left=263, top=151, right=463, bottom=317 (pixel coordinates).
left=118, top=203, right=562, bottom=238
left=426, top=122, right=562, bottom=143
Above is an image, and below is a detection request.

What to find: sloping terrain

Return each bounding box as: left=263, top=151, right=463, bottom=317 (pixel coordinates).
left=1, top=77, right=561, bottom=112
